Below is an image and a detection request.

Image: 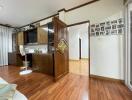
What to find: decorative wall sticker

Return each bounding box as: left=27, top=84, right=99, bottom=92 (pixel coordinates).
left=100, top=32, right=105, bottom=35
left=111, top=20, right=117, bottom=24
left=56, top=39, right=68, bottom=54
left=96, top=32, right=100, bottom=36
left=100, top=22, right=105, bottom=26
left=106, top=21, right=110, bottom=26
left=111, top=30, right=117, bottom=35
left=90, top=18, right=124, bottom=36
left=101, top=27, right=105, bottom=31
left=118, top=29, right=123, bottom=34
left=112, top=25, right=116, bottom=29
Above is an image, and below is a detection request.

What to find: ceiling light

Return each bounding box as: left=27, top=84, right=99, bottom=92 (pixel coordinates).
left=0, top=5, right=3, bottom=11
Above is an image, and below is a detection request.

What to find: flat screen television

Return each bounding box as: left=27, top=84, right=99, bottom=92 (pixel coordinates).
left=24, top=28, right=37, bottom=44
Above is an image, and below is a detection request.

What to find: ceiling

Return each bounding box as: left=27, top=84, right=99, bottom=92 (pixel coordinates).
left=0, top=0, right=92, bottom=27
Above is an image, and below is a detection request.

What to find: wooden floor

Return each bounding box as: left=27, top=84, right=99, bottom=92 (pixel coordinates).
left=69, top=59, right=88, bottom=76
left=0, top=62, right=132, bottom=100
left=90, top=77, right=132, bottom=100
left=0, top=66, right=88, bottom=100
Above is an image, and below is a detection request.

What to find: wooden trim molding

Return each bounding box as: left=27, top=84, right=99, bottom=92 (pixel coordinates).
left=19, top=14, right=58, bottom=28
left=58, top=8, right=67, bottom=12
left=90, top=74, right=124, bottom=83
left=66, top=0, right=100, bottom=12
left=19, top=0, right=99, bottom=28
left=0, top=24, right=15, bottom=28
left=67, top=20, right=90, bottom=27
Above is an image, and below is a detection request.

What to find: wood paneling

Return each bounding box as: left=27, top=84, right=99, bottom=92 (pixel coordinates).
left=8, top=52, right=23, bottom=66
left=17, top=32, right=24, bottom=45
left=32, top=53, right=53, bottom=75
left=8, top=52, right=17, bottom=65
left=16, top=54, right=24, bottom=66
left=53, top=17, right=69, bottom=81
left=37, top=27, right=48, bottom=44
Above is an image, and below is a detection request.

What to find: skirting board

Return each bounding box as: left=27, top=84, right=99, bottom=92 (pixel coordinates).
left=81, top=58, right=89, bottom=60
left=69, top=59, right=80, bottom=61
left=69, top=58, right=89, bottom=61
left=90, top=74, right=124, bottom=83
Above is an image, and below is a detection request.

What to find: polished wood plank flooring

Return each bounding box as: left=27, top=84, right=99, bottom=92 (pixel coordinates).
left=0, top=65, right=132, bottom=100
left=90, top=77, right=132, bottom=100
left=69, top=60, right=132, bottom=100
left=69, top=59, right=88, bottom=76
left=0, top=66, right=88, bottom=100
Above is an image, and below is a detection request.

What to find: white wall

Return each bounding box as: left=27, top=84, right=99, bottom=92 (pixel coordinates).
left=89, top=12, right=124, bottom=80
left=80, top=29, right=89, bottom=59
left=65, top=0, right=124, bottom=79
left=65, top=0, right=124, bottom=25
left=68, top=23, right=89, bottom=60
left=68, top=26, right=80, bottom=60
left=90, top=35, right=124, bottom=79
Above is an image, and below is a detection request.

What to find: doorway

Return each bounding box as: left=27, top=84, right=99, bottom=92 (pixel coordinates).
left=79, top=38, right=81, bottom=59
left=68, top=22, right=90, bottom=76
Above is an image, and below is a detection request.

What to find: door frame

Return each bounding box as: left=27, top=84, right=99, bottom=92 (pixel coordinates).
left=79, top=38, right=81, bottom=59
left=67, top=20, right=91, bottom=77
left=125, top=2, right=132, bottom=91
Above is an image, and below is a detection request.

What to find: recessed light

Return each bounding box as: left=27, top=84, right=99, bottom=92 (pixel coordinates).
left=0, top=5, right=3, bottom=11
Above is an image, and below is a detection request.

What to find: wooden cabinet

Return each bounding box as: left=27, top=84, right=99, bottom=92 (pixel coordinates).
left=37, top=27, right=48, bottom=44
left=17, top=28, right=48, bottom=45
left=53, top=17, right=69, bottom=81
left=8, top=52, right=23, bottom=66
left=32, top=54, right=53, bottom=75
left=17, top=32, right=24, bottom=45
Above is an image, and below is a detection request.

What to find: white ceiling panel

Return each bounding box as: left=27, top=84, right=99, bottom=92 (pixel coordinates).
left=0, top=0, right=92, bottom=27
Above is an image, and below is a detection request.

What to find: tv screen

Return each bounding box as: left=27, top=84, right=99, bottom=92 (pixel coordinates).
left=25, top=29, right=37, bottom=44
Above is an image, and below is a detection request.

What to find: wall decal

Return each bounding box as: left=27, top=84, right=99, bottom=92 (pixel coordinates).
left=90, top=18, right=124, bottom=36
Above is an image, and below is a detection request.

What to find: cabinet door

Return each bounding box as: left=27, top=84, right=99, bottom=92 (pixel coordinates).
left=17, top=32, right=24, bottom=45
left=37, top=27, right=48, bottom=44
left=32, top=54, right=53, bottom=75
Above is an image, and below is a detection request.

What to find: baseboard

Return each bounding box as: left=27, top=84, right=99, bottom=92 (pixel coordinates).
left=69, top=58, right=89, bottom=61
left=81, top=58, right=89, bottom=60
left=90, top=74, right=124, bottom=83
left=69, top=59, right=80, bottom=61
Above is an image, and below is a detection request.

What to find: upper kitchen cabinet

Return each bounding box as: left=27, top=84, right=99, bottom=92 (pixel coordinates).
left=37, top=26, right=48, bottom=44
left=17, top=32, right=24, bottom=45
left=24, top=28, right=37, bottom=45
left=16, top=22, right=54, bottom=46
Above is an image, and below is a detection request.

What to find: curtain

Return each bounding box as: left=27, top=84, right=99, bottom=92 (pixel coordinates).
left=0, top=26, right=13, bottom=66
